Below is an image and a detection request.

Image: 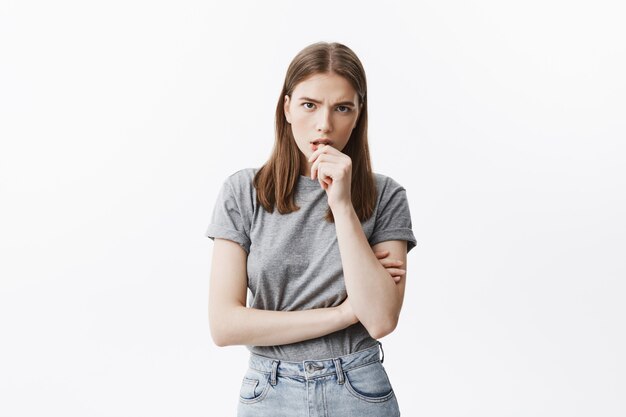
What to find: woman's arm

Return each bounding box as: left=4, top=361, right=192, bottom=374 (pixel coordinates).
left=306, top=145, right=409, bottom=340
left=332, top=205, right=408, bottom=340
left=208, top=239, right=405, bottom=347
left=209, top=238, right=358, bottom=347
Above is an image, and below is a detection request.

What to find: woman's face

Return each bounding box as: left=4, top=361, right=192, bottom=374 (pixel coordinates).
left=283, top=72, right=361, bottom=176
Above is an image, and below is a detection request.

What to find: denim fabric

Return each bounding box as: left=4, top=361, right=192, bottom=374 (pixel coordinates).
left=236, top=342, right=401, bottom=417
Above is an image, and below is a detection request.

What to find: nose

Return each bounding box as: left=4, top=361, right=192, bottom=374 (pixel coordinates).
left=316, top=108, right=332, bottom=133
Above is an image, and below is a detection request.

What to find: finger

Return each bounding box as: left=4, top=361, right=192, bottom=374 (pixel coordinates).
left=317, top=162, right=331, bottom=187
left=311, top=154, right=344, bottom=180
left=385, top=268, right=406, bottom=276
left=387, top=274, right=402, bottom=283
left=375, top=251, right=389, bottom=259
left=310, top=154, right=323, bottom=179
left=307, top=145, right=325, bottom=164
left=311, top=158, right=331, bottom=181
left=379, top=259, right=403, bottom=265
left=318, top=163, right=344, bottom=186
left=308, top=145, right=341, bottom=172
left=308, top=143, right=334, bottom=163
left=317, top=153, right=344, bottom=164
left=312, top=143, right=339, bottom=159
left=318, top=163, right=340, bottom=188
left=379, top=259, right=405, bottom=266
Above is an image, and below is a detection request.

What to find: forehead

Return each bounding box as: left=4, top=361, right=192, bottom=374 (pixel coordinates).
left=292, top=73, right=358, bottom=101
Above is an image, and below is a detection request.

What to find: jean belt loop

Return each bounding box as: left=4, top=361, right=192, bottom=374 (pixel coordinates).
left=270, top=360, right=279, bottom=386
left=379, top=341, right=385, bottom=363
left=333, top=358, right=345, bottom=385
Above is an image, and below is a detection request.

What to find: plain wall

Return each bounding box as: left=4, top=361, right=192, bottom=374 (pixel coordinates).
left=1, top=0, right=624, bottom=416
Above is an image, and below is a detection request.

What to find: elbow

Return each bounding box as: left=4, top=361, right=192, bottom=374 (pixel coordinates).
left=366, top=317, right=398, bottom=340
left=210, top=323, right=230, bottom=347
left=209, top=307, right=241, bottom=347
left=211, top=330, right=230, bottom=347
left=211, top=323, right=240, bottom=347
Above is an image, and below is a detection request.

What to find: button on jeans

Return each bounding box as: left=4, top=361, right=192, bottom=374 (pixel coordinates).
left=237, top=342, right=401, bottom=417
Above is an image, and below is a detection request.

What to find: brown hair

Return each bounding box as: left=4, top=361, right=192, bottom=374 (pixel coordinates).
left=253, top=41, right=376, bottom=223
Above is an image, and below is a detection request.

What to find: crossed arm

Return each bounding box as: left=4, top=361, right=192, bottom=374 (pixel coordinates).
left=208, top=222, right=409, bottom=347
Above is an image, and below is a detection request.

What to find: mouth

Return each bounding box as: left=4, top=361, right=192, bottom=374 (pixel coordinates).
left=310, top=138, right=332, bottom=151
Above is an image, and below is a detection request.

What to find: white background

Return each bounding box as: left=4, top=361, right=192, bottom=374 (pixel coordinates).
left=1, top=1, right=625, bottom=416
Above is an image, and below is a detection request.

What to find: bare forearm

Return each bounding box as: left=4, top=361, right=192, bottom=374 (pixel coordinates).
left=212, top=305, right=354, bottom=347
left=333, top=205, right=399, bottom=337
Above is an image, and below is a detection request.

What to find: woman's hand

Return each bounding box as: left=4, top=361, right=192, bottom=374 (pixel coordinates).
left=374, top=250, right=406, bottom=283
left=308, top=144, right=352, bottom=210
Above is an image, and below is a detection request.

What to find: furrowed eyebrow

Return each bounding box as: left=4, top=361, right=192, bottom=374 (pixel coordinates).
left=298, top=96, right=356, bottom=107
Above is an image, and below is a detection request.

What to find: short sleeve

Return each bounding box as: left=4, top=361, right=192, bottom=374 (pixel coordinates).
left=369, top=177, right=418, bottom=253
left=204, top=178, right=251, bottom=254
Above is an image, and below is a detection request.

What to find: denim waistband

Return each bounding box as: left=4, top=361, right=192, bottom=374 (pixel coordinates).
left=247, top=342, right=384, bottom=382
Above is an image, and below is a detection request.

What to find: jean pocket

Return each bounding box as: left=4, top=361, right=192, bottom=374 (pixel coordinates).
left=343, top=360, right=395, bottom=403
left=238, top=368, right=271, bottom=404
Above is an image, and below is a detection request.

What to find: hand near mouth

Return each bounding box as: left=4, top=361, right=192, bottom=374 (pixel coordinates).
left=307, top=143, right=353, bottom=211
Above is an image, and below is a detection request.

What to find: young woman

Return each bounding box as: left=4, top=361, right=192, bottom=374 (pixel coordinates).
left=205, top=41, right=417, bottom=416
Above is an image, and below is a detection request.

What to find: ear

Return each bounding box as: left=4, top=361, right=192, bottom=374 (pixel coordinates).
left=283, top=95, right=291, bottom=124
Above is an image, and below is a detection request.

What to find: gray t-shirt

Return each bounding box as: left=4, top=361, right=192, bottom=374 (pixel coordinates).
left=205, top=167, right=417, bottom=361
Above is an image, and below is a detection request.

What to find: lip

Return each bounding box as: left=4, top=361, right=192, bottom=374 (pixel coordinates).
left=310, top=138, right=332, bottom=145
left=310, top=138, right=332, bottom=152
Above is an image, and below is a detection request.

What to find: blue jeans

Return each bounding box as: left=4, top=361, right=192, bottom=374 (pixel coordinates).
left=237, top=341, right=401, bottom=416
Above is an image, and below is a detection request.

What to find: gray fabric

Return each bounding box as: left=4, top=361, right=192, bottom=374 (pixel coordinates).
left=205, top=167, right=417, bottom=361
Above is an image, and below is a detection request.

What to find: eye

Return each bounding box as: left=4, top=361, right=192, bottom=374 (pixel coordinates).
left=302, top=102, right=315, bottom=110
left=337, top=105, right=351, bottom=113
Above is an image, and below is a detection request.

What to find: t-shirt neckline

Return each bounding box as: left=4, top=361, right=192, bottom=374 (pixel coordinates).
left=298, top=175, right=323, bottom=189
